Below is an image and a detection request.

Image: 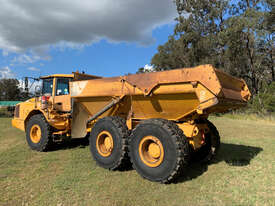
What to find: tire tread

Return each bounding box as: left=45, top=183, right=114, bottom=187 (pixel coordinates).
left=129, top=118, right=189, bottom=183
left=26, top=114, right=53, bottom=152
left=90, top=116, right=130, bottom=170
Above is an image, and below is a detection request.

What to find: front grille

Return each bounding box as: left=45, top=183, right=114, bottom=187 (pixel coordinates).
left=14, top=104, right=20, bottom=118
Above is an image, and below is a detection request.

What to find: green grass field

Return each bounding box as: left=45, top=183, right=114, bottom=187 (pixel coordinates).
left=0, top=117, right=274, bottom=206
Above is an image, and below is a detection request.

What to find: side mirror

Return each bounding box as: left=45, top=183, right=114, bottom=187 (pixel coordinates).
left=35, top=85, right=42, bottom=97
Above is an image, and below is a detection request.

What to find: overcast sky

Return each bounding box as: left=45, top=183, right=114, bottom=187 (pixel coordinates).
left=0, top=0, right=177, bottom=79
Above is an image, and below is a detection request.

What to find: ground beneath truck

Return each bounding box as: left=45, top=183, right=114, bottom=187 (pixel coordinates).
left=1, top=116, right=274, bottom=206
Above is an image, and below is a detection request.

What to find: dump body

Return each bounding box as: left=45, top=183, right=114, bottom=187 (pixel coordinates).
left=70, top=65, right=250, bottom=137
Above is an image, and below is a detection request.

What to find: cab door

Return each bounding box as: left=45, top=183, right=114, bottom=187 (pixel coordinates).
left=54, top=78, right=72, bottom=112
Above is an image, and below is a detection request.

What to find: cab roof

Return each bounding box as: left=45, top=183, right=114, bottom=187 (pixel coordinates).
left=40, top=74, right=75, bottom=79
left=40, top=72, right=102, bottom=80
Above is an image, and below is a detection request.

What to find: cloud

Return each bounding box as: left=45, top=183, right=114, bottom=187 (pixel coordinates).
left=0, top=66, right=15, bottom=78
left=144, top=64, right=155, bottom=72
left=0, top=0, right=177, bottom=53
left=12, top=54, right=40, bottom=64
left=11, top=53, right=51, bottom=65
left=28, top=67, right=40, bottom=72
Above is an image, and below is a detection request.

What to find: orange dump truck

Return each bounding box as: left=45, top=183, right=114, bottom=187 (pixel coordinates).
left=12, top=64, right=250, bottom=183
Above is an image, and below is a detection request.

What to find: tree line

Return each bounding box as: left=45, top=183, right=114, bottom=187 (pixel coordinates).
left=147, top=0, right=274, bottom=96
left=141, top=0, right=275, bottom=113
left=0, top=79, right=30, bottom=101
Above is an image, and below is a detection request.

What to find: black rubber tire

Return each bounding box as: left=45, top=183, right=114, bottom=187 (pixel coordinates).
left=129, top=119, right=190, bottom=183
left=26, top=114, right=53, bottom=152
left=192, top=120, right=220, bottom=162
left=89, top=116, right=130, bottom=170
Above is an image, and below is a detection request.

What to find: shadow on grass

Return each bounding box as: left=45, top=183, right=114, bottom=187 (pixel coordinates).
left=48, top=137, right=134, bottom=171
left=217, top=143, right=263, bottom=166
left=175, top=143, right=263, bottom=183
left=47, top=139, right=263, bottom=182
left=48, top=137, right=89, bottom=151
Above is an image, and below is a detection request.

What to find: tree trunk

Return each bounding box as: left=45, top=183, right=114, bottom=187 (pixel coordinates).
left=270, top=48, right=274, bottom=81
left=271, top=66, right=275, bottom=82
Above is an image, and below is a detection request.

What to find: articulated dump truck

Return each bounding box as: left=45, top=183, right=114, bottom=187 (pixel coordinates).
left=12, top=65, right=250, bottom=183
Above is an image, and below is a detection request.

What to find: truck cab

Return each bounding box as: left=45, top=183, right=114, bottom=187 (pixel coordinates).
left=40, top=74, right=74, bottom=112
left=12, top=72, right=101, bottom=151
left=11, top=74, right=74, bottom=138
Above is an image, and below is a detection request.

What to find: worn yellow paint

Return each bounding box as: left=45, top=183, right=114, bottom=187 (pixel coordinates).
left=71, top=65, right=250, bottom=124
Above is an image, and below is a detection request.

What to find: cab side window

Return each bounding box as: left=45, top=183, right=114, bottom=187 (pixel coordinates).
left=42, top=78, right=53, bottom=95
left=56, top=78, right=70, bottom=96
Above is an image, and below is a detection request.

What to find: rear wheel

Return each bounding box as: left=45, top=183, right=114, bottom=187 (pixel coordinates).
left=192, top=120, right=220, bottom=162
left=89, top=116, right=129, bottom=170
left=130, top=119, right=190, bottom=183
left=26, top=114, right=53, bottom=151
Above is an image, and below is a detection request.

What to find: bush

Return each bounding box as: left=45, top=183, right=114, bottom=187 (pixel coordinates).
left=249, top=82, right=275, bottom=114
left=0, top=107, right=14, bottom=117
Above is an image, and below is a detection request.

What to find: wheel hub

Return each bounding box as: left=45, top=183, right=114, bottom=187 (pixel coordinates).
left=30, top=124, right=42, bottom=143
left=148, top=143, right=161, bottom=159
left=139, top=136, right=164, bottom=167
left=96, top=131, right=114, bottom=157
left=104, top=137, right=112, bottom=151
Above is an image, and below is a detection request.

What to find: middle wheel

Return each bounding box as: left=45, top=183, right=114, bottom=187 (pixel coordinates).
left=89, top=116, right=129, bottom=170
left=130, top=119, right=190, bottom=183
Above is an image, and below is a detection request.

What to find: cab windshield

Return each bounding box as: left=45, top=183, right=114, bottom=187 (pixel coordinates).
left=42, top=78, right=53, bottom=95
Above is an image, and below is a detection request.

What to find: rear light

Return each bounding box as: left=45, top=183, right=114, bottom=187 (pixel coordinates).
left=41, top=95, right=46, bottom=103
left=41, top=95, right=50, bottom=109
left=41, top=95, right=50, bottom=102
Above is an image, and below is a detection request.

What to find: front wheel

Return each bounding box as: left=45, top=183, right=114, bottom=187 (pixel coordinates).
left=26, top=114, right=53, bottom=151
